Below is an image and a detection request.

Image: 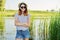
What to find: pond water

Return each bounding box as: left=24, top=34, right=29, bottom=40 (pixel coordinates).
left=0, top=17, right=16, bottom=40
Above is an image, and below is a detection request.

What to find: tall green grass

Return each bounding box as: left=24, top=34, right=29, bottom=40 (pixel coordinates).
left=49, top=12, right=60, bottom=40
left=0, top=12, right=4, bottom=32
left=0, top=17, right=4, bottom=29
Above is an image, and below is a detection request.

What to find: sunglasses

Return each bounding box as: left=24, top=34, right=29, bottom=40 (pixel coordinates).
left=20, top=6, right=26, bottom=9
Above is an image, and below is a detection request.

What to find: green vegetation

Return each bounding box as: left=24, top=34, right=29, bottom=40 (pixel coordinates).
left=0, top=15, right=4, bottom=32
left=49, top=12, right=60, bottom=40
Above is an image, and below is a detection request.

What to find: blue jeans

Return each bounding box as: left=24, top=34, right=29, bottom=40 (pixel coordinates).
left=16, top=29, right=30, bottom=38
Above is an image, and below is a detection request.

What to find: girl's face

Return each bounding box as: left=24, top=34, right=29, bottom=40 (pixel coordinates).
left=20, top=4, right=26, bottom=12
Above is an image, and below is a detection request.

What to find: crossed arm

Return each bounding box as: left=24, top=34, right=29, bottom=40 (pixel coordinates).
left=15, top=17, right=30, bottom=27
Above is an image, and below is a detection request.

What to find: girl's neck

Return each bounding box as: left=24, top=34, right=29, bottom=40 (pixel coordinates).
left=22, top=11, right=24, bottom=14
left=22, top=12, right=24, bottom=15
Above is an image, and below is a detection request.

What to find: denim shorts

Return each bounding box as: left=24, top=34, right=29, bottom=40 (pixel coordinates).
left=16, top=29, right=30, bottom=38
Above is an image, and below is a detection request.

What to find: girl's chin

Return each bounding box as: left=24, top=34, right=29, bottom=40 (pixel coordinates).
left=22, top=11, right=24, bottom=12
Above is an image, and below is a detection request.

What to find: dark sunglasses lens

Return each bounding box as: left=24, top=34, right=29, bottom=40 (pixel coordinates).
left=21, top=7, right=26, bottom=9
left=21, top=7, right=23, bottom=8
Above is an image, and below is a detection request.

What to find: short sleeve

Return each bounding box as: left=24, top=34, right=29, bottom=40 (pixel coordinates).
left=14, top=13, right=18, bottom=18
left=27, top=14, right=31, bottom=18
